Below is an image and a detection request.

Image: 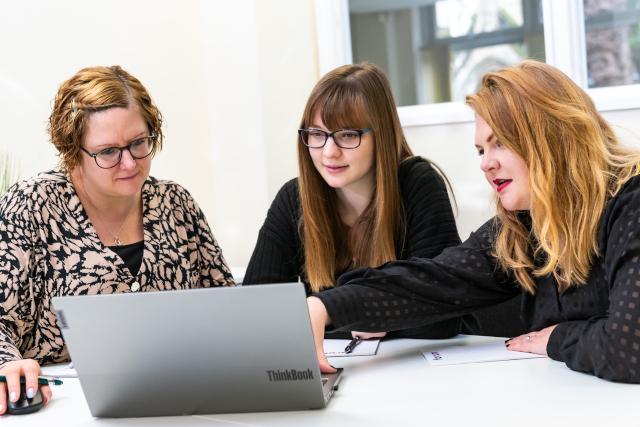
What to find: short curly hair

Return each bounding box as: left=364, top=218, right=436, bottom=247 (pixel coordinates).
left=48, top=65, right=163, bottom=172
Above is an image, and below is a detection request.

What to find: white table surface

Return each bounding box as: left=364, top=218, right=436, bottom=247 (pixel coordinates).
left=4, top=335, right=639, bottom=426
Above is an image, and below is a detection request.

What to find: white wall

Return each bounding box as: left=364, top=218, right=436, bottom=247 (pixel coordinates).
left=0, top=0, right=318, bottom=271
left=403, top=121, right=494, bottom=241
left=198, top=1, right=318, bottom=271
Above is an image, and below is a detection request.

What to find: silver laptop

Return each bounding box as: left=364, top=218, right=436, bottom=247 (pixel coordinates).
left=52, top=283, right=342, bottom=418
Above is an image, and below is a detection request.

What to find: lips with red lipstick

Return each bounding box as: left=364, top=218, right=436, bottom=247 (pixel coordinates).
left=493, top=178, right=512, bottom=192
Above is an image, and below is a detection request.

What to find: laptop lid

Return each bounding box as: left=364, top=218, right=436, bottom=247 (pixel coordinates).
left=53, top=283, right=340, bottom=418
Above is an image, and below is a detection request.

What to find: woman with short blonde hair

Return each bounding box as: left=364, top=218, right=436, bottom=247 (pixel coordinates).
left=0, top=65, right=234, bottom=412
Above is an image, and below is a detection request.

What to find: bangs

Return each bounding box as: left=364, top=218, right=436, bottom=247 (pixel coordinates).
left=311, top=83, right=371, bottom=130
left=472, top=85, right=521, bottom=154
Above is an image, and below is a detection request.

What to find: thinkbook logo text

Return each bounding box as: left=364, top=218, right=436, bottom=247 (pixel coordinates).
left=266, top=369, right=314, bottom=382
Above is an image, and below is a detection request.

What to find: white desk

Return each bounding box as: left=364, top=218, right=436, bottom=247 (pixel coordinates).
left=4, top=336, right=639, bottom=426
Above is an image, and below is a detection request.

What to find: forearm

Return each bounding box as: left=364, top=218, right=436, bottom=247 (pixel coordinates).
left=547, top=319, right=640, bottom=383
left=316, top=220, right=524, bottom=332
left=317, top=261, right=517, bottom=332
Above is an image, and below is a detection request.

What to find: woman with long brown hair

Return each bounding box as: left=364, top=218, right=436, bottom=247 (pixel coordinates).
left=307, top=60, right=640, bottom=383
left=244, top=62, right=525, bottom=339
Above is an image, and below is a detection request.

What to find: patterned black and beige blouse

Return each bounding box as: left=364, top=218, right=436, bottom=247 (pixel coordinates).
left=0, top=171, right=234, bottom=366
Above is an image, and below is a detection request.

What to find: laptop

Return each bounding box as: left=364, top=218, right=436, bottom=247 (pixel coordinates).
left=52, top=283, right=342, bottom=418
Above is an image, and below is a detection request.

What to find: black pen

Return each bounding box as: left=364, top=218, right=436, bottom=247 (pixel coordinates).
left=344, top=336, right=362, bottom=354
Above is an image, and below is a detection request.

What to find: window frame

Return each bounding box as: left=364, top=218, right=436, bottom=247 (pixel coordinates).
left=316, top=0, right=640, bottom=127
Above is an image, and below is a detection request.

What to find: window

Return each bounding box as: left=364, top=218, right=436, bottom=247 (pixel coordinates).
left=350, top=0, right=545, bottom=106
left=315, top=0, right=640, bottom=125
left=584, top=0, right=640, bottom=88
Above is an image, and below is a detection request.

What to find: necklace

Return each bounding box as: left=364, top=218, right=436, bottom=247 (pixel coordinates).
left=85, top=197, right=139, bottom=246
left=92, top=207, right=136, bottom=246
left=71, top=173, right=140, bottom=246
left=100, top=202, right=139, bottom=246
left=106, top=222, right=127, bottom=246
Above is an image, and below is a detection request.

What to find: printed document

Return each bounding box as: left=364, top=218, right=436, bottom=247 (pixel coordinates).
left=423, top=340, right=545, bottom=366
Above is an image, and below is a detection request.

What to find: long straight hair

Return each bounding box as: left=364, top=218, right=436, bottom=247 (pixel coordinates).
left=298, top=62, right=413, bottom=292
left=467, top=60, right=640, bottom=293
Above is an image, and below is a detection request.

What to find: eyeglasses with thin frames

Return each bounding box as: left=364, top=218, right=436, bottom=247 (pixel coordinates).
left=81, top=135, right=156, bottom=169
left=298, top=128, right=373, bottom=149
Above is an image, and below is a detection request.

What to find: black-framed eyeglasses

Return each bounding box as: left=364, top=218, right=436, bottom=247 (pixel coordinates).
left=81, top=135, right=156, bottom=169
left=298, top=128, right=373, bottom=149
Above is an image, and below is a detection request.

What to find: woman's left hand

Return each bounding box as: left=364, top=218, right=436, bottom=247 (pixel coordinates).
left=505, top=324, right=558, bottom=355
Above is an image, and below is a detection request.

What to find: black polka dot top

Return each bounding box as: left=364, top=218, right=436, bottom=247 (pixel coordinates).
left=318, top=175, right=640, bottom=383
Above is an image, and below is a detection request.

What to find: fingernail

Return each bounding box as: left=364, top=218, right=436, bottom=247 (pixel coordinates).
left=9, top=391, right=17, bottom=402
left=505, top=338, right=512, bottom=343
left=26, top=387, right=35, bottom=399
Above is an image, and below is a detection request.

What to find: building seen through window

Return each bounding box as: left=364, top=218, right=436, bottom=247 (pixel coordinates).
left=584, top=0, right=640, bottom=88
left=349, top=0, right=545, bottom=106
left=349, top=0, right=640, bottom=106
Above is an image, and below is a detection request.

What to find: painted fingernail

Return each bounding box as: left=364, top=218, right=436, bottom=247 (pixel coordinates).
left=505, top=339, right=512, bottom=344
left=26, top=387, right=35, bottom=399
left=9, top=391, right=17, bottom=402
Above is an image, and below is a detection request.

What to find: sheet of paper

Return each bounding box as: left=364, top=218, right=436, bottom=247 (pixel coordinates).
left=324, top=339, right=380, bottom=357
left=423, top=340, right=545, bottom=366
left=41, top=362, right=78, bottom=378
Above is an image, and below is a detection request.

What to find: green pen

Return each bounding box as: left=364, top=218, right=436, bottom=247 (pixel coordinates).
left=0, top=375, right=63, bottom=386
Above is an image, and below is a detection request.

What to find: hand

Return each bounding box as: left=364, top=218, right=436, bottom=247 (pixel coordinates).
left=505, top=324, right=558, bottom=356
left=351, top=331, right=387, bottom=340
left=0, top=359, right=52, bottom=414
left=307, top=297, right=336, bottom=374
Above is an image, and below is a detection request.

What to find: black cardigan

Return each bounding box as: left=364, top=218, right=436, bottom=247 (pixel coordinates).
left=317, top=174, right=640, bottom=383
left=245, top=157, right=526, bottom=338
